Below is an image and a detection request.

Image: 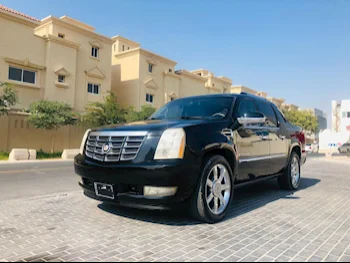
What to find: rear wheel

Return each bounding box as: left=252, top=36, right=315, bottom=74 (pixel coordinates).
left=189, top=155, right=234, bottom=224
left=278, top=152, right=301, bottom=190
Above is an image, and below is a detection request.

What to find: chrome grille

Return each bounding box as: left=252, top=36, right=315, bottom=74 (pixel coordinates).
left=85, top=131, right=147, bottom=162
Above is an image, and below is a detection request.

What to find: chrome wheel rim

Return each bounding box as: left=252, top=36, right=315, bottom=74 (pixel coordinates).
left=205, top=164, right=231, bottom=215
left=291, top=156, right=300, bottom=188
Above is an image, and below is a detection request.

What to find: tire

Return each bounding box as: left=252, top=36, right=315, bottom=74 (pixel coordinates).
left=278, top=152, right=301, bottom=191
left=189, top=155, right=234, bottom=224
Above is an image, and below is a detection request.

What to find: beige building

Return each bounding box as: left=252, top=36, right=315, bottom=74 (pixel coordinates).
left=0, top=4, right=305, bottom=153
left=110, top=37, right=226, bottom=110
left=0, top=5, right=114, bottom=113
left=0, top=5, right=113, bottom=152
left=191, top=69, right=232, bottom=94
left=0, top=4, right=300, bottom=115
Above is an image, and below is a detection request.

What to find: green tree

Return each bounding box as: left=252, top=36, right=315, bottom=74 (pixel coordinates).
left=282, top=109, right=319, bottom=133
left=83, top=92, right=126, bottom=127
left=83, top=93, right=157, bottom=127
left=123, top=105, right=156, bottom=122
left=28, top=100, right=77, bottom=153
left=0, top=82, right=18, bottom=116
left=123, top=106, right=141, bottom=123
left=138, top=105, right=156, bottom=120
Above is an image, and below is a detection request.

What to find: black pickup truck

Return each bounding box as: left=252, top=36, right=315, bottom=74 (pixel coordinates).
left=75, top=93, right=306, bottom=223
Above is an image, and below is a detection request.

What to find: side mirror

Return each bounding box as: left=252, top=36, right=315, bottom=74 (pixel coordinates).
left=237, top=112, right=266, bottom=126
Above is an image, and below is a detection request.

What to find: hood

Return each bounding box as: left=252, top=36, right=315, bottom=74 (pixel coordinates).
left=92, top=119, right=209, bottom=136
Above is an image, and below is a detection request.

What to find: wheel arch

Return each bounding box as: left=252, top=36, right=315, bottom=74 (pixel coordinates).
left=291, top=144, right=301, bottom=159
left=201, top=144, right=238, bottom=181
left=283, top=143, right=301, bottom=169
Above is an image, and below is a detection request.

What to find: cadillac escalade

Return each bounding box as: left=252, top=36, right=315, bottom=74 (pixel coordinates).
left=74, top=92, right=306, bottom=223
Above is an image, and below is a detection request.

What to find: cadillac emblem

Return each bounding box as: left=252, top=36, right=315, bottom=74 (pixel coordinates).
left=102, top=143, right=111, bottom=153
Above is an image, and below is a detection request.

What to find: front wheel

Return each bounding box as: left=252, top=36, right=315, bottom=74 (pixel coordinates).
left=278, top=152, right=301, bottom=191
left=189, top=155, right=234, bottom=224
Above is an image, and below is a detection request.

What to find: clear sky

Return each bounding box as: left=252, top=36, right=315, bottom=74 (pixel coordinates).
left=2, top=0, right=350, bottom=125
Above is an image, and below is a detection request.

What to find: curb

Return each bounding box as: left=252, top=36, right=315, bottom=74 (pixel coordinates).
left=0, top=159, right=73, bottom=165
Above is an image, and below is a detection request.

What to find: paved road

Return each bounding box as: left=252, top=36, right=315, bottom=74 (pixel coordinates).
left=306, top=152, right=348, bottom=158
left=0, top=161, right=78, bottom=201
left=0, top=159, right=350, bottom=262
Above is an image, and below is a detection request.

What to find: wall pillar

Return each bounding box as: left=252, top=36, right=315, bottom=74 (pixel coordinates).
left=0, top=115, right=10, bottom=151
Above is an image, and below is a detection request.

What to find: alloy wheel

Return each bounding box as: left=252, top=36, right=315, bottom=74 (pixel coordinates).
left=205, top=164, right=231, bottom=215
left=291, top=156, right=300, bottom=188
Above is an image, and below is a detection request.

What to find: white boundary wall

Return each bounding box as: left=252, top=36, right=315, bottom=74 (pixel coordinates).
left=319, top=129, right=350, bottom=151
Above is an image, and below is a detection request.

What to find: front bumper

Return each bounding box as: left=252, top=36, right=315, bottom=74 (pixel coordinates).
left=74, top=154, right=200, bottom=210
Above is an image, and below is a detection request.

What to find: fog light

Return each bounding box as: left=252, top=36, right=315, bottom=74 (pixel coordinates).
left=144, top=186, right=178, bottom=197
left=78, top=177, right=84, bottom=185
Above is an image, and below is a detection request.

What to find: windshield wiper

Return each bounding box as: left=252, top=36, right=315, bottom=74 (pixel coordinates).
left=180, top=116, right=204, bottom=120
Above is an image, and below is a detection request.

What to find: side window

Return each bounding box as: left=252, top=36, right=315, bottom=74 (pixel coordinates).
left=237, top=99, right=257, bottom=117
left=257, top=101, right=278, bottom=127
left=274, top=107, right=287, bottom=125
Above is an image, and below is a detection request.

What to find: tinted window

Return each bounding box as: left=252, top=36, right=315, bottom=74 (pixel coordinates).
left=9, top=67, right=22, bottom=82
left=88, top=83, right=99, bottom=95
left=237, top=99, right=257, bottom=117
left=146, top=93, right=154, bottom=103
left=9, top=67, right=36, bottom=84
left=274, top=107, right=287, bottom=124
left=88, top=83, right=93, bottom=93
left=150, top=97, right=233, bottom=120
left=257, top=101, right=277, bottom=127
left=23, top=70, right=35, bottom=84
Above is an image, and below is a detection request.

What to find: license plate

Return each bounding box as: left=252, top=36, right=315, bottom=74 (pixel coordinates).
left=94, top=183, right=114, bottom=200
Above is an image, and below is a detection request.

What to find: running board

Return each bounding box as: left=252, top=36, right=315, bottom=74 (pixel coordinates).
left=234, top=173, right=282, bottom=189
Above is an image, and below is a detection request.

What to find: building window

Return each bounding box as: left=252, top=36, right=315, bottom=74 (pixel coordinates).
left=146, top=93, right=154, bottom=103
left=122, top=45, right=125, bottom=51
left=343, top=112, right=350, bottom=118
left=148, top=63, right=153, bottom=73
left=58, top=75, right=65, bottom=83
left=91, top=47, right=99, bottom=58
left=170, top=97, right=175, bottom=101
left=9, top=66, right=36, bottom=84
left=128, top=47, right=130, bottom=50
left=88, top=83, right=100, bottom=95
left=169, top=69, right=173, bottom=73
left=198, top=73, right=202, bottom=76
left=58, top=33, right=65, bottom=39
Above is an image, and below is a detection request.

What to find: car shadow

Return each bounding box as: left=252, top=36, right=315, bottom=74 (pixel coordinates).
left=98, top=177, right=320, bottom=226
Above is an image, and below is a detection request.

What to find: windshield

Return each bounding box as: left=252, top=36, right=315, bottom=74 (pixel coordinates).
left=149, top=97, right=234, bottom=120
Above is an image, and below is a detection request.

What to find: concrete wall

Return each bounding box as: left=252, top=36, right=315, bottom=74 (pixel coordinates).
left=0, top=113, right=87, bottom=152
left=179, top=73, right=207, bottom=98
left=139, top=51, right=176, bottom=109
left=164, top=73, right=180, bottom=103
left=111, top=52, right=140, bottom=109
left=340, top=100, right=350, bottom=132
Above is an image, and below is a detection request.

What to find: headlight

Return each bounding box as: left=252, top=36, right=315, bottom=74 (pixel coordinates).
left=154, top=128, right=186, bottom=160
left=79, top=129, right=91, bottom=155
